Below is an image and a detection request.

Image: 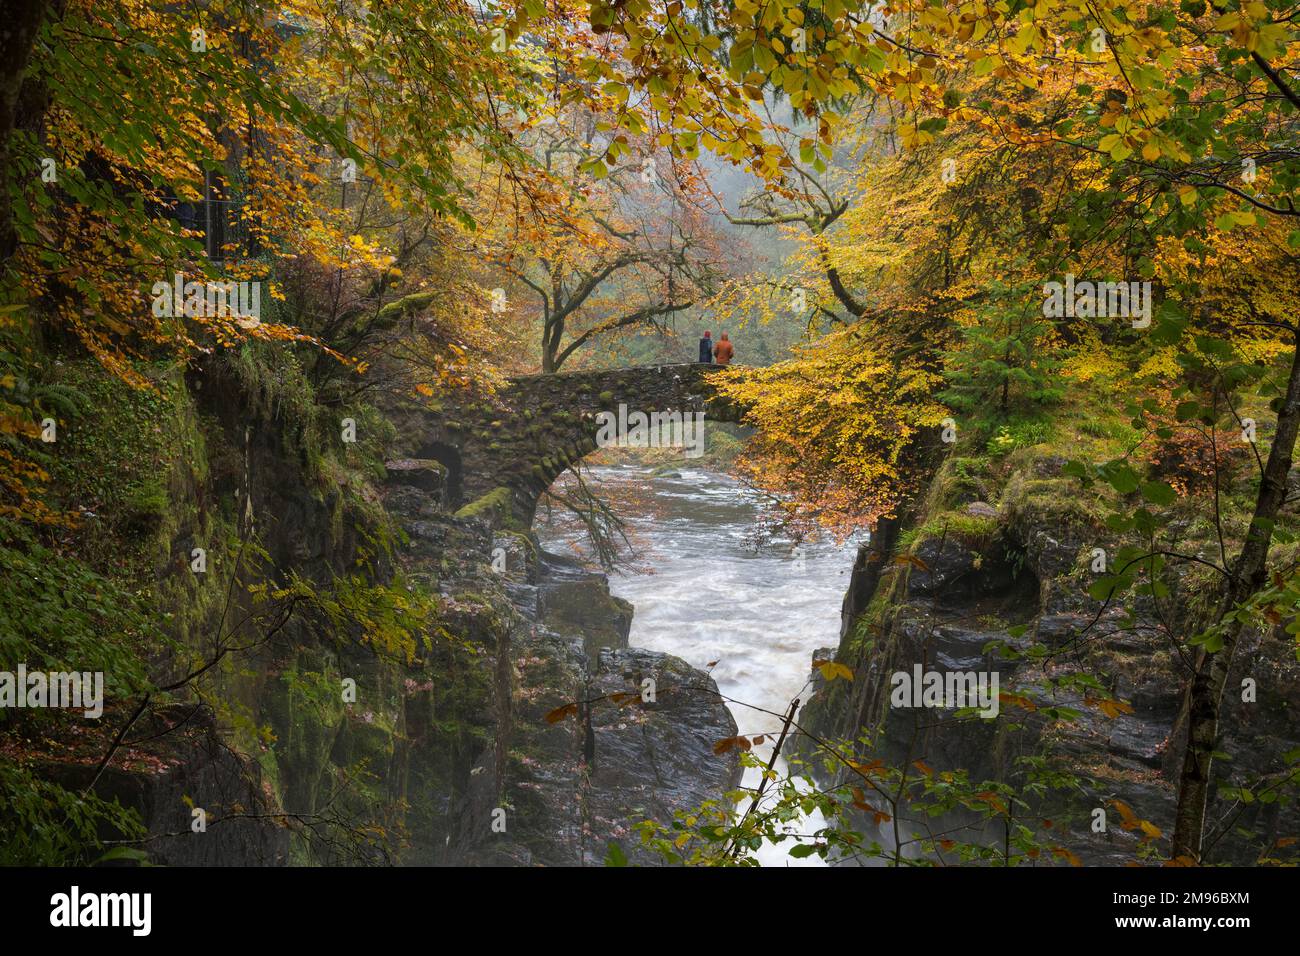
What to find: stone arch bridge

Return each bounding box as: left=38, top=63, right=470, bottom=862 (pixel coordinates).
left=401, top=363, right=746, bottom=528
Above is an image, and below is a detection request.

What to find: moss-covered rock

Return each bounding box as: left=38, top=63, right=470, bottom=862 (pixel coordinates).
left=454, top=486, right=515, bottom=528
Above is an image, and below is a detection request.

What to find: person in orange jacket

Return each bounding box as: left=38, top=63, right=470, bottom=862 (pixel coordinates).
left=713, top=332, right=734, bottom=365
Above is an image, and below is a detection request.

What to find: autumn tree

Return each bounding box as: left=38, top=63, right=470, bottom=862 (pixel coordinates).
left=474, top=109, right=724, bottom=372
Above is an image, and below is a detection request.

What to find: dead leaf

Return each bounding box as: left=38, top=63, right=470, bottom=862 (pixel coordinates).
left=1097, top=697, right=1135, bottom=719
left=713, top=735, right=752, bottom=755
left=895, top=553, right=931, bottom=572
left=848, top=758, right=886, bottom=778
left=545, top=702, right=579, bottom=724
left=1111, top=799, right=1139, bottom=828
left=999, top=691, right=1037, bottom=712
left=1051, top=845, right=1082, bottom=867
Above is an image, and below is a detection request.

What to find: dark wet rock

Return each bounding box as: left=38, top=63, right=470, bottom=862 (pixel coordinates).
left=798, top=480, right=1300, bottom=866
left=441, top=539, right=738, bottom=866
left=382, top=482, right=440, bottom=520
left=582, top=648, right=740, bottom=864
left=385, top=457, right=446, bottom=495
left=930, top=622, right=1003, bottom=671
left=492, top=531, right=536, bottom=584
left=840, top=542, right=883, bottom=640
left=449, top=607, right=738, bottom=866
left=537, top=552, right=633, bottom=656
left=48, top=705, right=290, bottom=866
left=502, top=580, right=541, bottom=621
left=904, top=533, right=1040, bottom=618
left=1034, top=612, right=1089, bottom=647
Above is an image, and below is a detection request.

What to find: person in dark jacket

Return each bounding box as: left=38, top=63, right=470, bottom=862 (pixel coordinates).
left=698, top=330, right=714, bottom=363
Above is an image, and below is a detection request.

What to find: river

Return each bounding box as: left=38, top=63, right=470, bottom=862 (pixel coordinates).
left=535, top=463, right=862, bottom=865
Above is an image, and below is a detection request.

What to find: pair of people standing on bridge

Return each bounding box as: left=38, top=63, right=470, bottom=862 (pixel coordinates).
left=698, top=330, right=734, bottom=365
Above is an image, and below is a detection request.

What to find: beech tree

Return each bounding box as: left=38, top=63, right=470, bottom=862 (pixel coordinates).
left=475, top=112, right=723, bottom=372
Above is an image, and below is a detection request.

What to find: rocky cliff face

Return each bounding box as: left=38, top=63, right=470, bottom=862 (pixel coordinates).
left=797, top=451, right=1300, bottom=865
left=50, top=359, right=739, bottom=866
left=385, top=477, right=741, bottom=866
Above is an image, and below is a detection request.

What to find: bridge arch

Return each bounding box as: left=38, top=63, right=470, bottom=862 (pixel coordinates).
left=441, top=363, right=745, bottom=528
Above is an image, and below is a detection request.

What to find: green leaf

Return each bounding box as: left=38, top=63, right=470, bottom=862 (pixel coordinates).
left=1088, top=575, right=1131, bottom=601
left=1139, top=481, right=1177, bottom=506
left=92, top=846, right=152, bottom=866
left=1105, top=513, right=1136, bottom=533
left=603, top=841, right=628, bottom=866
left=1100, top=461, right=1140, bottom=494
left=1194, top=335, right=1234, bottom=361
left=1190, top=630, right=1225, bottom=652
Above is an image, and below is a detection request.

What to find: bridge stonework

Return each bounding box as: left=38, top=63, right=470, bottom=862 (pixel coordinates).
left=412, top=363, right=743, bottom=528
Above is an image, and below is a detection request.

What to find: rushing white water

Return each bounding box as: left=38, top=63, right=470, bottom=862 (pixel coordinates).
left=535, top=463, right=862, bottom=866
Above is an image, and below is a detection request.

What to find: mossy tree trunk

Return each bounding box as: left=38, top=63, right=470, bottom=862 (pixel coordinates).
left=1172, top=331, right=1300, bottom=860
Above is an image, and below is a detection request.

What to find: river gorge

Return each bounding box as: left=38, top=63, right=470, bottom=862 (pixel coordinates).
left=537, top=463, right=860, bottom=865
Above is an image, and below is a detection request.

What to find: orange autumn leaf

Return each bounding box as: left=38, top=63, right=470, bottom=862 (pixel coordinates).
left=1097, top=698, right=1135, bottom=719
left=895, top=553, right=931, bottom=572
left=1111, top=799, right=1140, bottom=828
left=713, top=735, right=752, bottom=755
left=976, top=791, right=1008, bottom=814
left=1051, top=846, right=1082, bottom=867
left=999, top=691, right=1037, bottom=713
left=545, top=702, right=579, bottom=724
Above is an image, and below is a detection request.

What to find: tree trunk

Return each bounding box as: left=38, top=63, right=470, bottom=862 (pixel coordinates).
left=543, top=313, right=574, bottom=373
left=0, top=0, right=51, bottom=264
left=541, top=310, right=563, bottom=373
left=1171, top=332, right=1300, bottom=860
